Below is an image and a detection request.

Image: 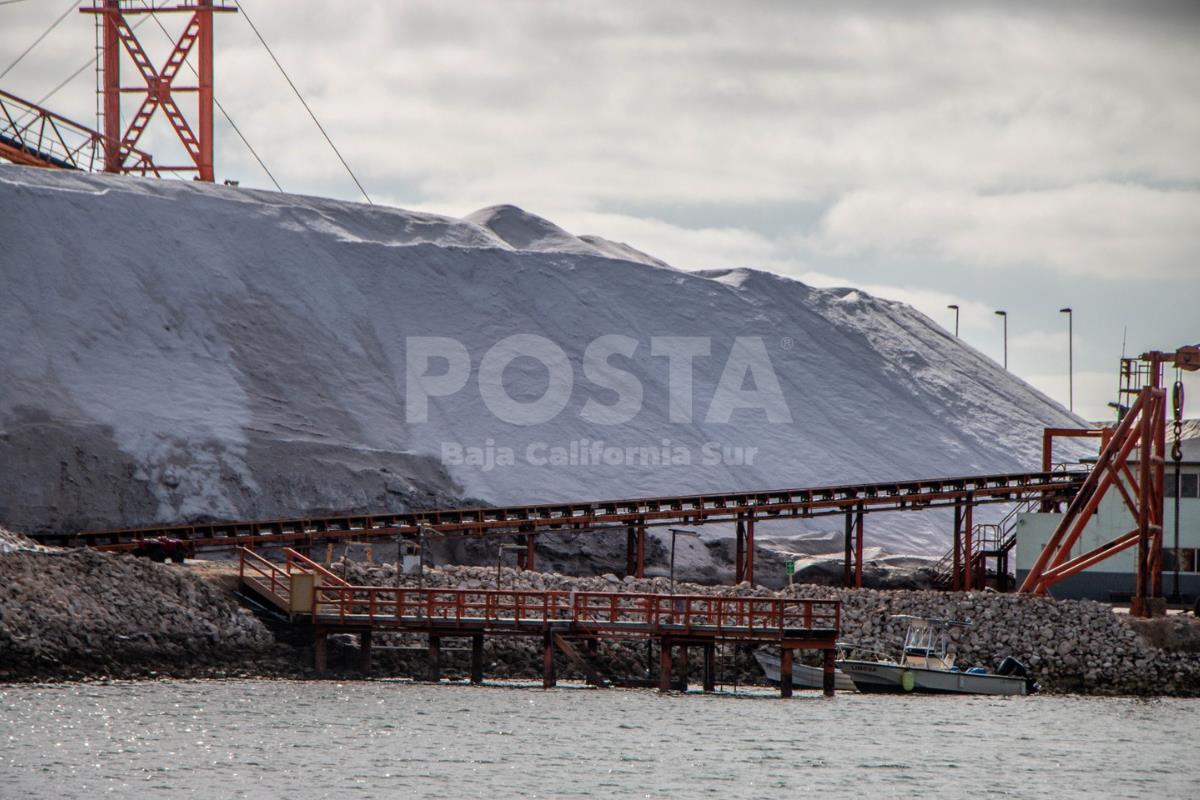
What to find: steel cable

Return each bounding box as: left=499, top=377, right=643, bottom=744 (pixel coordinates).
left=1, top=0, right=78, bottom=80
left=237, top=0, right=371, bottom=204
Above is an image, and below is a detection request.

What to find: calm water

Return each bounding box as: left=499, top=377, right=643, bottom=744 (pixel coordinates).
left=0, top=680, right=1194, bottom=799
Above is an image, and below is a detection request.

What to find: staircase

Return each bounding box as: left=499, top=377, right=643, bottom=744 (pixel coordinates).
left=930, top=500, right=1034, bottom=591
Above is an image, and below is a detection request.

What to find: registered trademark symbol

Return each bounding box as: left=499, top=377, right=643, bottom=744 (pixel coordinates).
left=780, top=336, right=794, bottom=351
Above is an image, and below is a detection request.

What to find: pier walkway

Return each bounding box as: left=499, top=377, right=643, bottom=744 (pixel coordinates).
left=239, top=547, right=842, bottom=697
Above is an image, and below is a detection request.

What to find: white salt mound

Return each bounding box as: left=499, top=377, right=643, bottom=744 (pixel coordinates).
left=0, top=165, right=1088, bottom=552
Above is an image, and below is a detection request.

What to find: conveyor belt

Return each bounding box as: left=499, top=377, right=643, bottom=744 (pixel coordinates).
left=41, top=469, right=1085, bottom=552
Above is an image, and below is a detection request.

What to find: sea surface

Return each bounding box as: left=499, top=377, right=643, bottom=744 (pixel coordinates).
left=0, top=680, right=1194, bottom=799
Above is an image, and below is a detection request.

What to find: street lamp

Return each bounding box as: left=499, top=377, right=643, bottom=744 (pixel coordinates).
left=947, top=304, right=960, bottom=337
left=1060, top=307, right=1073, bottom=412
left=994, top=310, right=1008, bottom=370
left=667, top=528, right=700, bottom=594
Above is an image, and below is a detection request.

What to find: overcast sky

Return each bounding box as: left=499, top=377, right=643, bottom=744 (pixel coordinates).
left=3, top=0, right=1198, bottom=420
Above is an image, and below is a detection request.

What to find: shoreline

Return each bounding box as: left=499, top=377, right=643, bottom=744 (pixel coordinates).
left=2, top=537, right=1199, bottom=695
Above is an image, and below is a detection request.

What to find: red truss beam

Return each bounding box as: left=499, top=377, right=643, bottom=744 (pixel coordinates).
left=81, top=1, right=236, bottom=181
left=1019, top=388, right=1167, bottom=614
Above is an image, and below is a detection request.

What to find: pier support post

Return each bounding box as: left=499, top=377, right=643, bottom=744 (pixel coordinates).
left=313, top=628, right=327, bottom=676
left=822, top=649, right=836, bottom=697
left=470, top=634, right=484, bottom=685
left=780, top=647, right=794, bottom=698
left=675, top=644, right=689, bottom=692
left=542, top=632, right=557, bottom=688
left=359, top=629, right=373, bottom=674
left=702, top=643, right=716, bottom=693
left=428, top=635, right=442, bottom=682
left=658, top=638, right=673, bottom=692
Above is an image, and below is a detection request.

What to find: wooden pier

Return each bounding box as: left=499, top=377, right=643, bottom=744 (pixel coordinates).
left=240, top=548, right=841, bottom=697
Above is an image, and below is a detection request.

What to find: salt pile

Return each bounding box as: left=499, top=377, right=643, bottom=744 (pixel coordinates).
left=0, top=165, right=1086, bottom=552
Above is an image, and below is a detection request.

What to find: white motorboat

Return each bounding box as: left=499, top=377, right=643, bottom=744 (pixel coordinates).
left=836, top=615, right=1033, bottom=695
left=754, top=650, right=857, bottom=692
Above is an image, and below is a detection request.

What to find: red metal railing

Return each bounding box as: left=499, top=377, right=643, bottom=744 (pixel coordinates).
left=283, top=547, right=350, bottom=587
left=238, top=545, right=840, bottom=637
left=238, top=547, right=291, bottom=606
left=307, top=584, right=839, bottom=637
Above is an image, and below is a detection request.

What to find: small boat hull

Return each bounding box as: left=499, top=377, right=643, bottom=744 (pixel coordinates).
left=755, top=651, right=857, bottom=692
left=836, top=659, right=1028, bottom=696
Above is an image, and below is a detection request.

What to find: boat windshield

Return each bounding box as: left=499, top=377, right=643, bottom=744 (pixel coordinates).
left=897, top=616, right=965, bottom=670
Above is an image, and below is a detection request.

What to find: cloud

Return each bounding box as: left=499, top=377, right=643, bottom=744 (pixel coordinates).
left=549, top=211, right=793, bottom=272
left=815, top=184, right=1200, bottom=280
left=3, top=0, right=1197, bottom=411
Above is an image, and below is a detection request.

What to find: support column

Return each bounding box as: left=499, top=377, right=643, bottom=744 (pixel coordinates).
left=855, top=504, right=865, bottom=589
left=963, top=497, right=974, bottom=591
left=952, top=501, right=963, bottom=591
left=524, top=532, right=536, bottom=572
left=542, top=632, right=556, bottom=688
left=428, top=635, right=442, bottom=682
left=197, top=0, right=214, bottom=181
left=780, top=647, right=794, bottom=698
left=702, top=642, right=716, bottom=693
left=626, top=526, right=637, bottom=577
left=1135, top=393, right=1151, bottom=616
left=313, top=628, right=327, bottom=675
left=470, top=634, right=484, bottom=685
left=625, top=524, right=646, bottom=579
left=744, top=516, right=755, bottom=585
left=359, top=629, right=373, bottom=674
left=658, top=639, right=673, bottom=692
left=636, top=521, right=645, bottom=579
left=843, top=509, right=854, bottom=587
left=735, top=517, right=746, bottom=584
left=675, top=644, right=689, bottom=692
left=1152, top=390, right=1166, bottom=601
left=102, top=0, right=121, bottom=173
left=822, top=649, right=836, bottom=698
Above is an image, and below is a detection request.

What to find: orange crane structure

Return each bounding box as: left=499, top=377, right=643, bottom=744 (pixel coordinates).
left=1019, top=345, right=1199, bottom=616
left=82, top=0, right=235, bottom=181
left=1, top=1, right=233, bottom=180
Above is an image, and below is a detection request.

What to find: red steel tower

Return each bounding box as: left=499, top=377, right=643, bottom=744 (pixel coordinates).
left=81, top=1, right=236, bottom=181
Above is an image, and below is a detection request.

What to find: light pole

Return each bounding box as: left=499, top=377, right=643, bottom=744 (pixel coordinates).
left=947, top=304, right=960, bottom=337
left=994, top=310, right=1008, bottom=369
left=1060, top=307, right=1073, bottom=412
left=667, top=528, right=700, bottom=594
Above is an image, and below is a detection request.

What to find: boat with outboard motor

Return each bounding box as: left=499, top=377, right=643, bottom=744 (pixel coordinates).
left=835, top=615, right=1034, bottom=695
